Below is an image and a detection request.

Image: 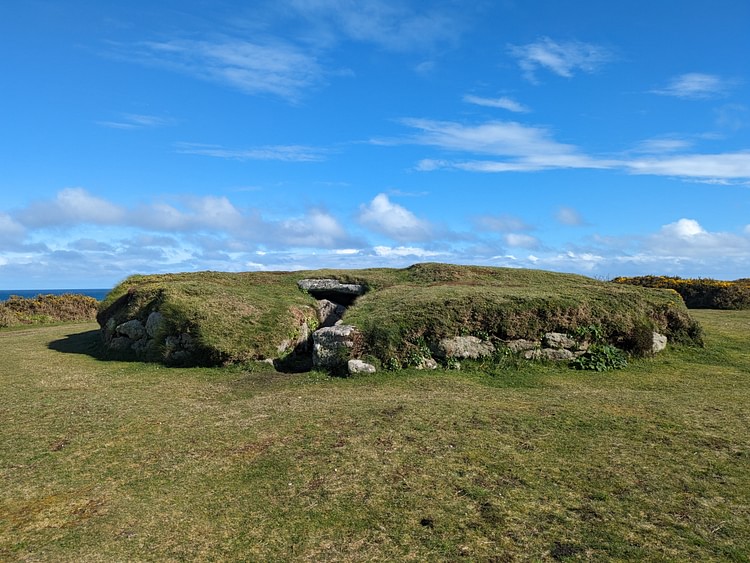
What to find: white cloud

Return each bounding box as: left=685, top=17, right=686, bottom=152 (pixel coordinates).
left=126, top=39, right=323, bottom=101
left=507, top=37, right=613, bottom=83
left=556, top=207, right=585, bottom=226
left=660, top=218, right=706, bottom=238
left=133, top=196, right=248, bottom=233
left=373, top=245, right=441, bottom=257
left=0, top=213, right=26, bottom=242
left=504, top=233, right=539, bottom=249
left=405, top=118, right=750, bottom=182
left=463, top=94, right=530, bottom=113
left=358, top=193, right=432, bottom=242
left=17, top=188, right=126, bottom=228
left=404, top=118, right=615, bottom=172
left=277, top=209, right=349, bottom=248
left=176, top=142, right=327, bottom=162
left=626, top=152, right=750, bottom=179
left=652, top=73, right=731, bottom=100
left=648, top=218, right=750, bottom=258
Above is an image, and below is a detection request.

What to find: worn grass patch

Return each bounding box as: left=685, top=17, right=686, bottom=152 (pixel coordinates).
left=1, top=310, right=748, bottom=561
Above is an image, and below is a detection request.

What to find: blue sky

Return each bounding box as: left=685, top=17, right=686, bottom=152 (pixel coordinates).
left=2, top=0, right=749, bottom=289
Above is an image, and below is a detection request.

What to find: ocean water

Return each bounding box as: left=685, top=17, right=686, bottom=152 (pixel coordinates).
left=0, top=289, right=110, bottom=302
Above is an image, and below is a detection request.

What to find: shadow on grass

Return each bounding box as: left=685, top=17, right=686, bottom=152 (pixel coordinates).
left=48, top=329, right=116, bottom=361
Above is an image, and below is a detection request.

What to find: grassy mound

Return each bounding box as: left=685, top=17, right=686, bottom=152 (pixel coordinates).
left=97, top=271, right=320, bottom=365
left=97, top=263, right=702, bottom=367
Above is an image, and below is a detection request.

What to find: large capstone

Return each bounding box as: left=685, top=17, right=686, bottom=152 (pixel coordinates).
left=297, top=279, right=365, bottom=306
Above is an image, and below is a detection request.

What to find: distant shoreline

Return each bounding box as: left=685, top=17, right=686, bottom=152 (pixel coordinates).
left=0, top=289, right=110, bottom=302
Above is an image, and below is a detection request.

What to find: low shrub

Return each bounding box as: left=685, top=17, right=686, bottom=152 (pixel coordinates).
left=571, top=344, right=628, bottom=372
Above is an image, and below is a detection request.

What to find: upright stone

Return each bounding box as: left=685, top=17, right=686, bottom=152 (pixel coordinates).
left=312, top=325, right=358, bottom=369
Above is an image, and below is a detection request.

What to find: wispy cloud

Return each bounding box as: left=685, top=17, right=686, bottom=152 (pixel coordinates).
left=507, top=37, right=613, bottom=83
left=651, top=73, right=732, bottom=100
left=556, top=207, right=585, bottom=227
left=625, top=152, right=750, bottom=179
left=403, top=118, right=750, bottom=182
left=122, top=39, right=324, bottom=102
left=463, top=94, right=530, bottom=113
left=630, top=137, right=694, bottom=154
left=358, top=193, right=433, bottom=242
left=403, top=118, right=611, bottom=172
left=176, top=142, right=327, bottom=162
left=288, top=0, right=461, bottom=52
left=96, top=113, right=176, bottom=130
left=473, top=214, right=533, bottom=233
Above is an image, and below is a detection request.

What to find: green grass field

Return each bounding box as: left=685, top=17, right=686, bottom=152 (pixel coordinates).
left=1, top=310, right=748, bottom=561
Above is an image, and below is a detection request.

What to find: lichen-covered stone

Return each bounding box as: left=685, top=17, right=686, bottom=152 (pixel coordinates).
left=348, top=359, right=376, bottom=375
left=438, top=336, right=495, bottom=359
left=543, top=332, right=576, bottom=350
left=652, top=332, right=668, bottom=354
left=312, top=325, right=358, bottom=369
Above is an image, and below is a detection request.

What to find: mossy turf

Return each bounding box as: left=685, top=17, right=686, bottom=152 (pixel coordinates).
left=1, top=310, right=748, bottom=560
left=98, top=263, right=702, bottom=366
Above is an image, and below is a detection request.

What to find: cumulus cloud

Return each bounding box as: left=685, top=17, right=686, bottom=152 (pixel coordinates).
left=132, top=196, right=249, bottom=233
left=507, top=37, right=613, bottom=83
left=463, top=94, right=530, bottom=113
left=0, top=213, right=26, bottom=246
left=652, top=73, right=731, bottom=100
left=647, top=218, right=750, bottom=258
left=17, top=188, right=126, bottom=228
left=276, top=209, right=350, bottom=248
left=358, top=193, right=432, bottom=242
left=504, top=233, right=539, bottom=249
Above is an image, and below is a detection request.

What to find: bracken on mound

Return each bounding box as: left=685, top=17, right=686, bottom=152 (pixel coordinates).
left=96, top=263, right=703, bottom=370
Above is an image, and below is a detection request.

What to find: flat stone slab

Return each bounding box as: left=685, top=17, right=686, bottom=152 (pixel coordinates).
left=298, top=279, right=365, bottom=296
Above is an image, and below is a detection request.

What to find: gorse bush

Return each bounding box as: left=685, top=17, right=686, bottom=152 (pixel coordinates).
left=613, top=275, right=750, bottom=310
left=0, top=294, right=99, bottom=328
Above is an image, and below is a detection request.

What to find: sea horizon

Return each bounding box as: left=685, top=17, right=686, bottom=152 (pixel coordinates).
left=0, top=288, right=110, bottom=302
